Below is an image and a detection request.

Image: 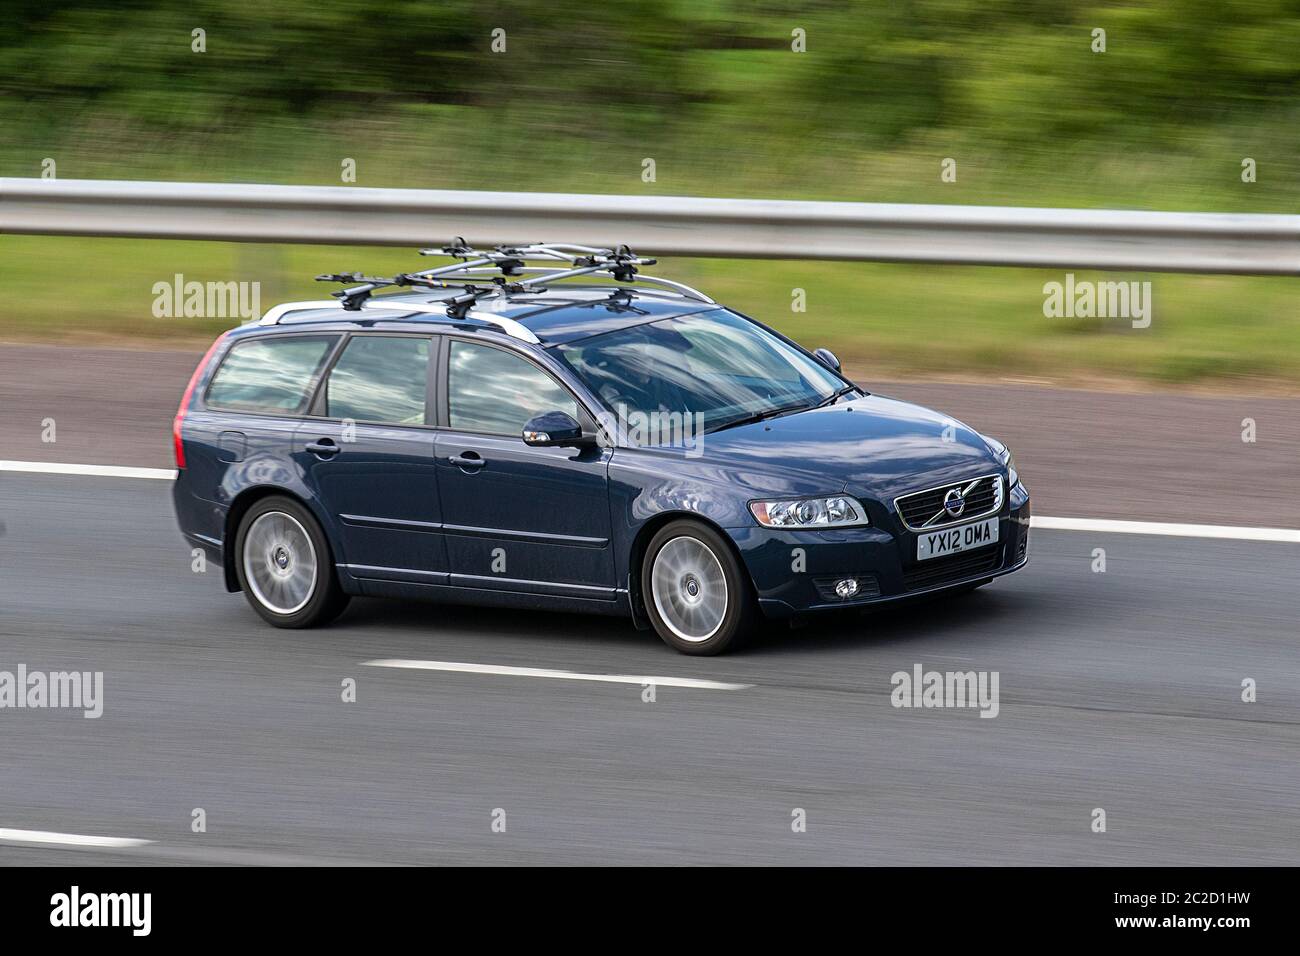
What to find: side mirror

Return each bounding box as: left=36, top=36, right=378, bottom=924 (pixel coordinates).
left=522, top=410, right=590, bottom=448
left=813, top=348, right=842, bottom=373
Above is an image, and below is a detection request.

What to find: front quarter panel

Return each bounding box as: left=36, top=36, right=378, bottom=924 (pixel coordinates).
left=607, top=445, right=842, bottom=585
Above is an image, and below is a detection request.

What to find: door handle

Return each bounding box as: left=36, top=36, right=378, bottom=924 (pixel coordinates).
left=306, top=439, right=341, bottom=457
left=449, top=453, right=486, bottom=470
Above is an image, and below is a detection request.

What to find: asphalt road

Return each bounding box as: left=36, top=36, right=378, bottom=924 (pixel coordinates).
left=1, top=473, right=1297, bottom=865
left=3, top=342, right=1300, bottom=525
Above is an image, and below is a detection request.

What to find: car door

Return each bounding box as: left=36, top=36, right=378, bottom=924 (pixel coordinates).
left=292, top=332, right=447, bottom=583
left=434, top=337, right=615, bottom=600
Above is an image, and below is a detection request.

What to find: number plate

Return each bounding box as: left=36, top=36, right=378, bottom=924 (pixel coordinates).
left=916, top=517, right=999, bottom=561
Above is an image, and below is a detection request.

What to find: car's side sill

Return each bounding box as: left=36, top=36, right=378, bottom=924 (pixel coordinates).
left=447, top=572, right=617, bottom=596
left=339, top=564, right=620, bottom=600
left=347, top=577, right=629, bottom=618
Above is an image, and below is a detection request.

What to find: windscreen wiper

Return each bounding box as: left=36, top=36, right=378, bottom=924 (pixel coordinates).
left=705, top=401, right=813, bottom=435
left=814, top=385, right=859, bottom=408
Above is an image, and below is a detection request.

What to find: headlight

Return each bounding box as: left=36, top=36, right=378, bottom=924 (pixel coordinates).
left=987, top=436, right=1019, bottom=488
left=749, top=495, right=869, bottom=528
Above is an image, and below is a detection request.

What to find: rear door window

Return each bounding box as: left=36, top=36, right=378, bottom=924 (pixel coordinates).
left=325, top=334, right=432, bottom=425
left=205, top=334, right=338, bottom=414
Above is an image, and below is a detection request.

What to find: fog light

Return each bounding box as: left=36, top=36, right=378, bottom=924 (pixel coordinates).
left=834, top=578, right=859, bottom=598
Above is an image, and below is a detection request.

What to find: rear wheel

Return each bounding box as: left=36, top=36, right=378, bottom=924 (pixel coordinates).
left=234, top=496, right=349, bottom=628
left=642, top=520, right=755, bottom=655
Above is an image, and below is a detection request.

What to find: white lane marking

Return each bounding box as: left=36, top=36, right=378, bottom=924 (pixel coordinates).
left=1031, top=515, right=1300, bottom=543
left=0, top=827, right=153, bottom=849
left=363, top=659, right=752, bottom=690
left=0, top=460, right=175, bottom=481
left=1, top=459, right=1297, bottom=544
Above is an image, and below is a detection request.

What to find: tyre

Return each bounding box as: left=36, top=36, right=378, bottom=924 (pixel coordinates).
left=642, top=519, right=756, bottom=655
left=233, top=495, right=350, bottom=628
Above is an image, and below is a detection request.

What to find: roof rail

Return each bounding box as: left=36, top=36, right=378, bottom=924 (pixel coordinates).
left=257, top=299, right=541, bottom=344
left=314, top=241, right=714, bottom=315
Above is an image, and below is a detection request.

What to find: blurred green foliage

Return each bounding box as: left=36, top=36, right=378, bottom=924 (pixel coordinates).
left=4, top=0, right=1298, bottom=204
left=2, top=1, right=1298, bottom=387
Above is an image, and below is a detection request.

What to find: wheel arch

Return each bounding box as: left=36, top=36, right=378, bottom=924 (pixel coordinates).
left=222, top=485, right=319, bottom=592
left=627, top=511, right=755, bottom=628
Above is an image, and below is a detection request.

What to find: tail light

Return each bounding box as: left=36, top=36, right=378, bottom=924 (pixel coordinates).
left=173, top=332, right=228, bottom=470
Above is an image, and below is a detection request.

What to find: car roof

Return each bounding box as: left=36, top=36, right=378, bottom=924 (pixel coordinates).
left=237, top=286, right=721, bottom=347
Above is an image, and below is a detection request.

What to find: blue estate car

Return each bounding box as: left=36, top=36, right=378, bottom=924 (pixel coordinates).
left=173, top=244, right=1029, bottom=654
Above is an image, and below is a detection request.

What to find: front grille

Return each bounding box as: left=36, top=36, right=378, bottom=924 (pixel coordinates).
left=895, top=474, right=1003, bottom=531
left=903, top=546, right=1000, bottom=591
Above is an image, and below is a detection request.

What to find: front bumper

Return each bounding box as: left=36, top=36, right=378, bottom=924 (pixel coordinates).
left=730, top=482, right=1031, bottom=617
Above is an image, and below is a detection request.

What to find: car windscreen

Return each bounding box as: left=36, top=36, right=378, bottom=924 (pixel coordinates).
left=555, top=309, right=844, bottom=438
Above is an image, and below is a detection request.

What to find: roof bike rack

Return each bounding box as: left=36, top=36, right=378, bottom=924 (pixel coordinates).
left=308, top=240, right=715, bottom=327
left=321, top=241, right=711, bottom=304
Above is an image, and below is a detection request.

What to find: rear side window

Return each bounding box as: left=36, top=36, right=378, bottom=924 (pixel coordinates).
left=205, top=334, right=338, bottom=414
left=448, top=340, right=579, bottom=436
left=326, top=335, right=431, bottom=425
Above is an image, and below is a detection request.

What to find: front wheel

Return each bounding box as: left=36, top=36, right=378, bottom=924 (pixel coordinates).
left=233, top=496, right=350, bottom=628
left=642, top=520, right=756, bottom=655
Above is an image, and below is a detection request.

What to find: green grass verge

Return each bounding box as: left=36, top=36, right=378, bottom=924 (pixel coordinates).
left=3, top=234, right=1296, bottom=390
